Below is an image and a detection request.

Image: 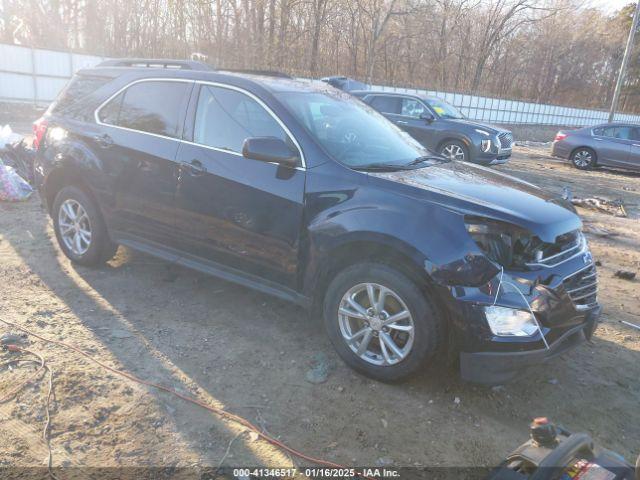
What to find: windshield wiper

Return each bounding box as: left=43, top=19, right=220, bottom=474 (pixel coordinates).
left=406, top=155, right=449, bottom=166
left=352, top=163, right=413, bottom=172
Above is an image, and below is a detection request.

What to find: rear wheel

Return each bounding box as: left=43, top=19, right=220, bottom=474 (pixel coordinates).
left=571, top=148, right=596, bottom=170
left=439, top=140, right=468, bottom=162
left=52, top=186, right=117, bottom=266
left=323, top=263, right=442, bottom=382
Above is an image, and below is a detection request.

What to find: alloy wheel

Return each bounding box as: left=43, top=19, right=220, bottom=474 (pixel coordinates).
left=573, top=150, right=592, bottom=168
left=337, top=283, right=415, bottom=366
left=58, top=199, right=92, bottom=256
left=441, top=144, right=465, bottom=161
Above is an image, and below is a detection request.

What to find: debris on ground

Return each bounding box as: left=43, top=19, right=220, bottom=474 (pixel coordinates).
left=0, top=164, right=33, bottom=202
left=0, top=125, right=35, bottom=185
left=614, top=270, right=636, bottom=281
left=305, top=352, right=331, bottom=384
left=514, top=141, right=552, bottom=148
left=583, top=224, right=618, bottom=237
left=571, top=197, right=627, bottom=217
left=0, top=331, right=29, bottom=345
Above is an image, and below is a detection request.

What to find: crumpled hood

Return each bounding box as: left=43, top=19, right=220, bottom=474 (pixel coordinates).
left=369, top=161, right=581, bottom=242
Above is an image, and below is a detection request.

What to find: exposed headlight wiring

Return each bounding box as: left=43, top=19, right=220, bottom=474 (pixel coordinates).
left=492, top=266, right=550, bottom=349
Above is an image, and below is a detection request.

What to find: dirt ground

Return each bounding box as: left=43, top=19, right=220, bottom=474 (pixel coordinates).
left=0, top=146, right=639, bottom=477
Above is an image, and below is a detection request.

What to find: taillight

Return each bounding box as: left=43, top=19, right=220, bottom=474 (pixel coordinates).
left=33, top=117, right=48, bottom=150
left=554, top=131, right=567, bottom=142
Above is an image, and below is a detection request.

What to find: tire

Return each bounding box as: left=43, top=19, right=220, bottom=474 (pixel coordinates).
left=323, top=263, right=442, bottom=382
left=439, top=140, right=469, bottom=162
left=570, top=148, right=596, bottom=170
left=52, top=186, right=118, bottom=266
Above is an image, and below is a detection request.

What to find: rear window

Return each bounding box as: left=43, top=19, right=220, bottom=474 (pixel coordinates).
left=97, top=80, right=191, bottom=138
left=49, top=74, right=111, bottom=118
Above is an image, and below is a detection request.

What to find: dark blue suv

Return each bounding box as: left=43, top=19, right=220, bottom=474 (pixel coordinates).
left=34, top=59, right=601, bottom=384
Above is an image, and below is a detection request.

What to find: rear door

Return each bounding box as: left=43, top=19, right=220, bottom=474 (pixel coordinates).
left=366, top=95, right=403, bottom=124
left=173, top=83, right=306, bottom=288
left=625, top=127, right=640, bottom=171
left=94, top=79, right=193, bottom=247
left=592, top=126, right=633, bottom=167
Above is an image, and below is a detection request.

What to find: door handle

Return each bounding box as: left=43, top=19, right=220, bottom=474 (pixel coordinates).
left=93, top=134, right=113, bottom=148
left=182, top=159, right=207, bottom=175
left=632, top=144, right=640, bottom=147
left=396, top=120, right=409, bottom=125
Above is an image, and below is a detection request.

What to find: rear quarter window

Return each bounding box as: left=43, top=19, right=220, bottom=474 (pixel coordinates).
left=49, top=74, right=112, bottom=120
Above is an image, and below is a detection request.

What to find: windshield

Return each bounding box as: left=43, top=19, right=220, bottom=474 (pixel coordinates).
left=425, top=98, right=465, bottom=120
left=275, top=90, right=441, bottom=169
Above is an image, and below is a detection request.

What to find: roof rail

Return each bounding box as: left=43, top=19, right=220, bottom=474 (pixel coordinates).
left=96, top=58, right=213, bottom=71
left=221, top=69, right=293, bottom=79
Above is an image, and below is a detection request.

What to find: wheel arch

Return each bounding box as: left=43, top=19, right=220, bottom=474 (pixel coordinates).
left=306, top=235, right=445, bottom=318
left=569, top=146, right=597, bottom=165
left=436, top=136, right=472, bottom=153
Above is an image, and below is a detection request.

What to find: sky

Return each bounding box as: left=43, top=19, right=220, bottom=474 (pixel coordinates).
left=588, top=0, right=634, bottom=13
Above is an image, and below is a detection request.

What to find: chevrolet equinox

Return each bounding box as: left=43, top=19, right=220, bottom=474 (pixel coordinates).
left=34, top=59, right=601, bottom=384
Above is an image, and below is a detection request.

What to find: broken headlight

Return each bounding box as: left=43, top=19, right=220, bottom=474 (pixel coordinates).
left=484, top=306, right=539, bottom=337
left=465, top=217, right=536, bottom=268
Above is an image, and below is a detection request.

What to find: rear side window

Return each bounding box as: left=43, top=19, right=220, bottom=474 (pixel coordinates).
left=193, top=85, right=289, bottom=154
left=369, top=96, right=401, bottom=114
left=598, top=126, right=634, bottom=140
left=49, top=74, right=111, bottom=118
left=98, top=81, right=191, bottom=138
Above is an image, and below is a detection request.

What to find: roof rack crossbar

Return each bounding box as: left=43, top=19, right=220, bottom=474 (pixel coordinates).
left=96, top=58, right=213, bottom=71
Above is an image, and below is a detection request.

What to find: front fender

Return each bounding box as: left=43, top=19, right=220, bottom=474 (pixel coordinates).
left=302, top=196, right=498, bottom=296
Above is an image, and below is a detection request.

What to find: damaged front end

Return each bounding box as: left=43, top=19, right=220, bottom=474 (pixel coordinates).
left=425, top=214, right=601, bottom=385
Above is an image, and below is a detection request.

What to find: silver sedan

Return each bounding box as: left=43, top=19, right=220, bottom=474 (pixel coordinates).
left=551, top=123, right=640, bottom=172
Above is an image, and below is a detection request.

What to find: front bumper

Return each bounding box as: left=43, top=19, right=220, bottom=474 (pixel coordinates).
left=460, top=305, right=601, bottom=385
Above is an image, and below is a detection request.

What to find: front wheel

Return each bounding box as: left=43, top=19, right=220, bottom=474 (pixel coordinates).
left=323, top=263, right=442, bottom=382
left=439, top=140, right=468, bottom=162
left=571, top=148, right=596, bottom=170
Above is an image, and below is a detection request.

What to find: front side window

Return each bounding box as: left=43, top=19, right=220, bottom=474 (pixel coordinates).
left=369, top=96, right=401, bottom=114
left=401, top=98, right=427, bottom=118
left=98, top=81, right=191, bottom=138
left=276, top=90, right=443, bottom=169
left=193, top=85, right=289, bottom=155
left=425, top=98, right=464, bottom=119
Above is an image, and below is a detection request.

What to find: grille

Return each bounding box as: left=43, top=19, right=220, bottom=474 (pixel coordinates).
left=525, top=231, right=585, bottom=268
left=563, top=263, right=597, bottom=310
left=498, top=132, right=513, bottom=149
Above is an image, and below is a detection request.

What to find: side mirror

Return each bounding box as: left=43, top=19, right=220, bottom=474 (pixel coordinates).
left=242, top=137, right=300, bottom=168
left=420, top=112, right=435, bottom=123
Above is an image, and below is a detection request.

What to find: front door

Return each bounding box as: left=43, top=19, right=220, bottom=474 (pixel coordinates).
left=174, top=83, right=306, bottom=288
left=395, top=97, right=436, bottom=148
left=95, top=79, right=193, bottom=247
